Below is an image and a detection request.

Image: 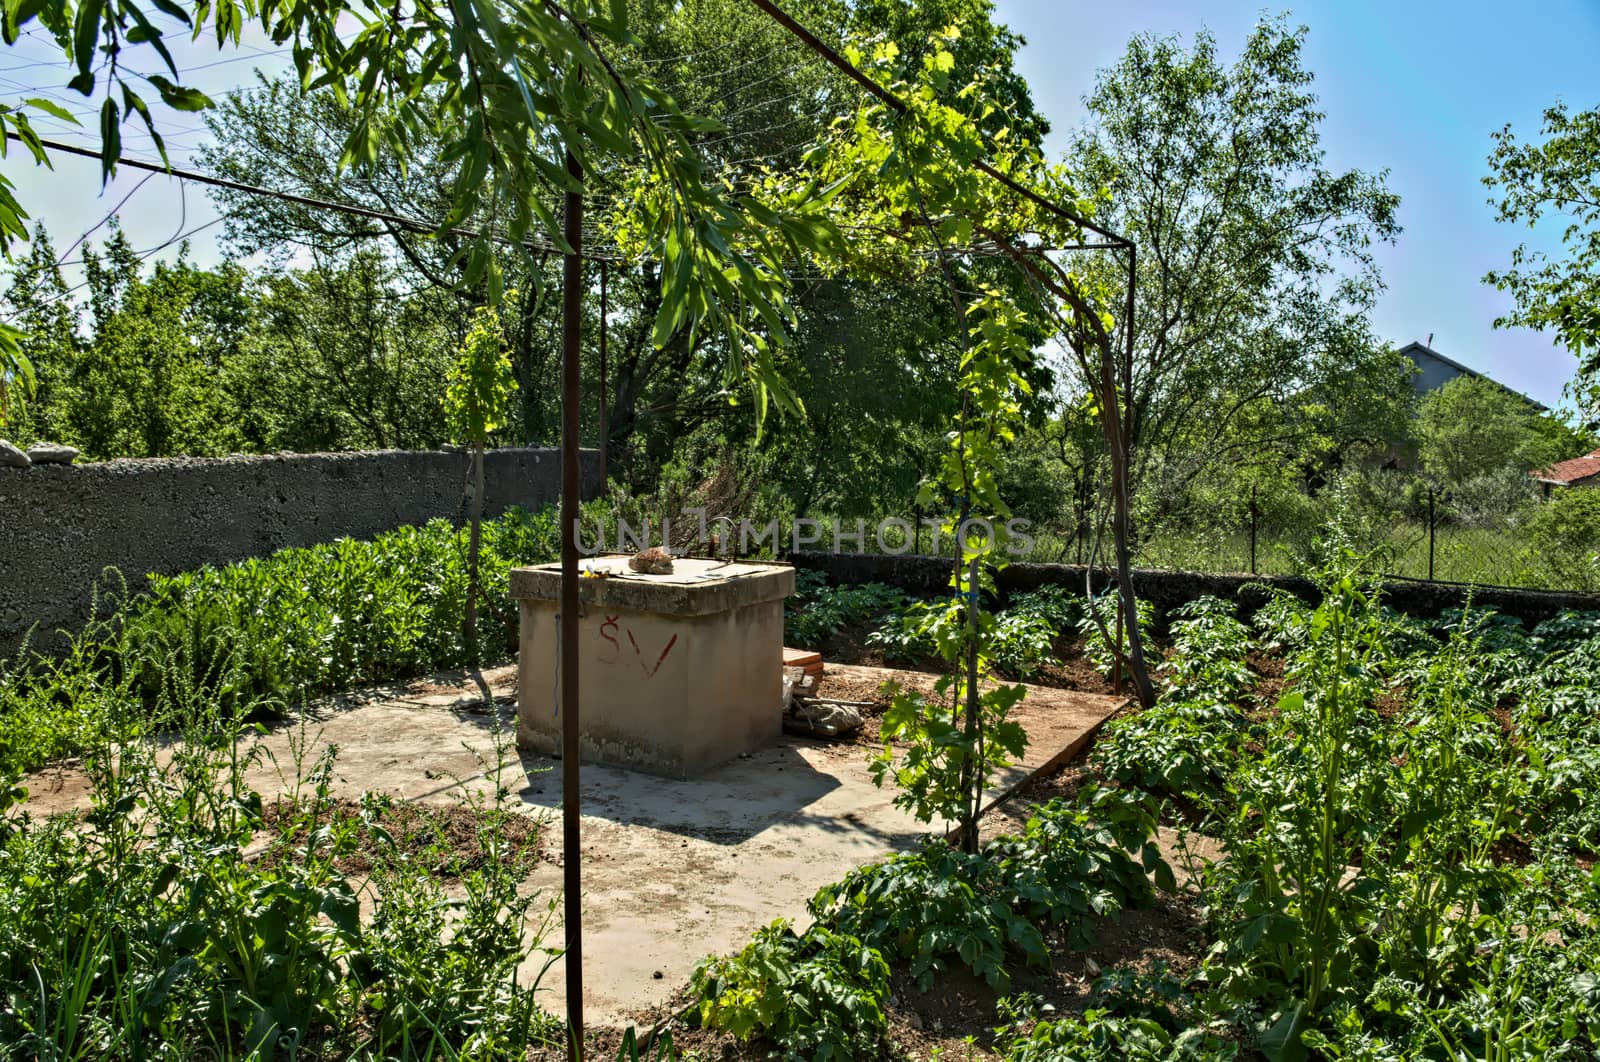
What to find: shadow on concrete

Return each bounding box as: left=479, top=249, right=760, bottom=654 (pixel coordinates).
left=508, top=740, right=850, bottom=847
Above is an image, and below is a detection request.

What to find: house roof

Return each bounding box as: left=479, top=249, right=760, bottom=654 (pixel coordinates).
left=1397, top=341, right=1550, bottom=412
left=1397, top=340, right=1480, bottom=379
left=1531, top=447, right=1600, bottom=486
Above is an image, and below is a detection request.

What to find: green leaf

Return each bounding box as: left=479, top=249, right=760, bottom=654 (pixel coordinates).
left=1258, top=1005, right=1309, bottom=1062
left=72, top=0, right=102, bottom=78
left=97, top=97, right=119, bottom=181
left=23, top=98, right=77, bottom=124
left=146, top=74, right=212, bottom=112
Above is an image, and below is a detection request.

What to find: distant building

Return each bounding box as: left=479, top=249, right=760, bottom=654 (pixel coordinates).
left=1531, top=448, right=1600, bottom=489
left=1398, top=341, right=1548, bottom=411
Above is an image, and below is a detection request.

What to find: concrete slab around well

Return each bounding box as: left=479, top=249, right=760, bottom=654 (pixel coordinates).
left=18, top=661, right=1124, bottom=1030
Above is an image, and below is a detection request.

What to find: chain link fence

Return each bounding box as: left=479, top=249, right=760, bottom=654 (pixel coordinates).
left=1124, top=472, right=1600, bottom=592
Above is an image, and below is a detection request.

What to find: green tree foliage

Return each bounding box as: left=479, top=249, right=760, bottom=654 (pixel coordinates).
left=445, top=302, right=519, bottom=656
left=1, top=0, right=849, bottom=436
left=1418, top=374, right=1591, bottom=490
left=235, top=253, right=457, bottom=452
left=3, top=223, right=255, bottom=458
left=1486, top=102, right=1600, bottom=420
left=190, top=0, right=1045, bottom=511
left=1064, top=18, right=1401, bottom=507
left=1, top=226, right=465, bottom=457
left=0, top=227, right=72, bottom=436
left=1519, top=487, right=1600, bottom=591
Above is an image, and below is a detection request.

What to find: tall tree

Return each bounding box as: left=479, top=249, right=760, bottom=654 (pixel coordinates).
left=236, top=253, right=458, bottom=452
left=1485, top=102, right=1600, bottom=421
left=23, top=224, right=255, bottom=459
left=0, top=227, right=79, bottom=443
left=1, top=0, right=848, bottom=447
left=1418, top=375, right=1591, bottom=491
left=1064, top=18, right=1401, bottom=515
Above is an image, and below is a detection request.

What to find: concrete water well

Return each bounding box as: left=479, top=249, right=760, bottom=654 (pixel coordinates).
left=510, top=555, right=795, bottom=777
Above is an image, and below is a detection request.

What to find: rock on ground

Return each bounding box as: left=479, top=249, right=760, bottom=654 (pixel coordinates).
left=0, top=440, right=29, bottom=468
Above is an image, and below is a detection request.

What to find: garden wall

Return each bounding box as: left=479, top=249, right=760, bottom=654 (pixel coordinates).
left=790, top=551, right=1600, bottom=628
left=0, top=447, right=598, bottom=652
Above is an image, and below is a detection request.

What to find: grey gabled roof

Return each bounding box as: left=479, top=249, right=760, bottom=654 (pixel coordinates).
left=1396, top=341, right=1549, bottom=412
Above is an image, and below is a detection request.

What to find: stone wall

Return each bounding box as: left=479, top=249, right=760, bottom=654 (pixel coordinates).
left=790, top=551, right=1600, bottom=629
left=0, top=447, right=598, bottom=651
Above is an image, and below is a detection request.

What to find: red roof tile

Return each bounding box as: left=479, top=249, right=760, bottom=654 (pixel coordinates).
left=1532, top=448, right=1600, bottom=485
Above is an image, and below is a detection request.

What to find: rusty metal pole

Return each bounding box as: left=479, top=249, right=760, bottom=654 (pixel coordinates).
left=598, top=261, right=609, bottom=490
left=560, top=149, right=586, bottom=1062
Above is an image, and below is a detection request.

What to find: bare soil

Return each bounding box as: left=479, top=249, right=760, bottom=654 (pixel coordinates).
left=259, top=794, right=543, bottom=880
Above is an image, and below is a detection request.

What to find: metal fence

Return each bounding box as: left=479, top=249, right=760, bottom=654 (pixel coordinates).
left=1123, top=477, right=1593, bottom=593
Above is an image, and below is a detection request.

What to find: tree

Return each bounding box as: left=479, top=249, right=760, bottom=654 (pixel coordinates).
left=192, top=0, right=1048, bottom=502
left=1063, top=18, right=1401, bottom=512
left=4, top=223, right=256, bottom=459
left=0, top=226, right=78, bottom=441
left=0, top=0, right=846, bottom=441
left=1, top=223, right=469, bottom=458
left=1418, top=375, right=1591, bottom=491
left=1520, top=487, right=1600, bottom=591
left=445, top=303, right=518, bottom=658
left=1485, top=102, right=1600, bottom=421
left=237, top=254, right=458, bottom=452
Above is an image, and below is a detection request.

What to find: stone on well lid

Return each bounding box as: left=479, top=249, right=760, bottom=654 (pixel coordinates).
left=26, top=441, right=78, bottom=465
left=509, top=555, right=794, bottom=617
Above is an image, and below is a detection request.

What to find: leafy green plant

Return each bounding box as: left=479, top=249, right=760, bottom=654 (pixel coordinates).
left=0, top=507, right=560, bottom=776
left=1200, top=569, right=1541, bottom=1059
left=0, top=593, right=140, bottom=776
left=1159, top=596, right=1253, bottom=701
left=871, top=665, right=1029, bottom=834
left=984, top=790, right=1174, bottom=946
left=810, top=791, right=1169, bottom=994
left=785, top=572, right=909, bottom=649
left=0, top=632, right=556, bottom=1059
left=1006, top=585, right=1085, bottom=630
left=445, top=301, right=521, bottom=659
left=873, top=586, right=1077, bottom=676
left=865, top=597, right=947, bottom=662
left=999, top=1008, right=1230, bottom=1062
left=989, top=608, right=1060, bottom=677
left=1529, top=609, right=1600, bottom=655
left=691, top=920, right=889, bottom=1061
left=810, top=839, right=1032, bottom=992
left=1251, top=592, right=1314, bottom=655
left=1094, top=699, right=1248, bottom=812
left=1079, top=591, right=1155, bottom=679
left=613, top=1026, right=681, bottom=1061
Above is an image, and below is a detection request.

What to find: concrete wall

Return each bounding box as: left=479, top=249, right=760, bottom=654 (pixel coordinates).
left=790, top=551, right=1600, bottom=629
left=0, top=447, right=598, bottom=652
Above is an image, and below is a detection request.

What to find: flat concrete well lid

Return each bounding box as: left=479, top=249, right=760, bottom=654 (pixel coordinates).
left=509, top=556, right=794, bottom=616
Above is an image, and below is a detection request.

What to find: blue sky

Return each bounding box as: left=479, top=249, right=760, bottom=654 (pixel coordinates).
left=2, top=3, right=1597, bottom=408
left=994, top=0, right=1600, bottom=409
